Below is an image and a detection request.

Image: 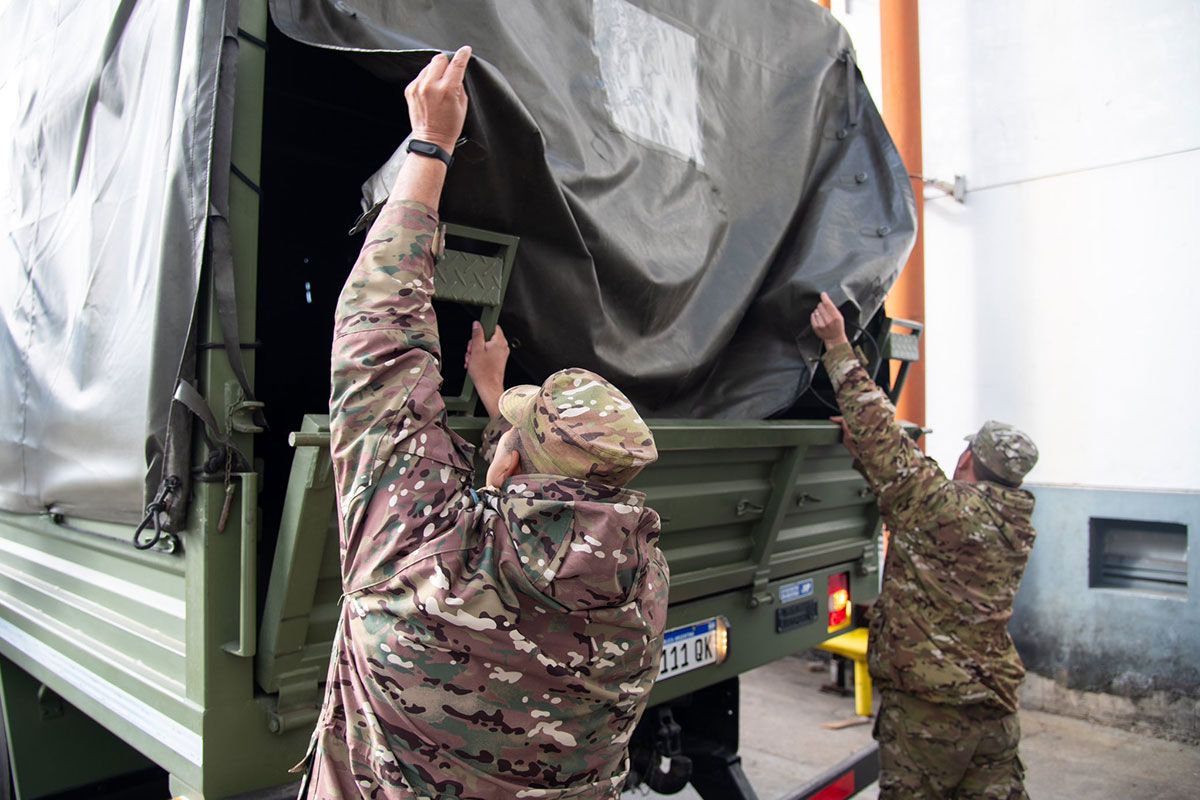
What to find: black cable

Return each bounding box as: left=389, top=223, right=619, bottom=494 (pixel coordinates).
left=237, top=27, right=268, bottom=51
left=798, top=318, right=882, bottom=414
left=231, top=163, right=263, bottom=197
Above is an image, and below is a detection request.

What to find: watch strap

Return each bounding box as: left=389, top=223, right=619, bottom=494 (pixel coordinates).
left=406, top=138, right=454, bottom=167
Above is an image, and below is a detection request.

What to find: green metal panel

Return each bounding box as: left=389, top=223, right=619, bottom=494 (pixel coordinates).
left=0, top=511, right=197, bottom=781
left=0, top=656, right=155, bottom=799
left=256, top=416, right=337, bottom=735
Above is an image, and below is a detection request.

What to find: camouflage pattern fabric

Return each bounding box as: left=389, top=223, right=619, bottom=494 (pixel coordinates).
left=876, top=691, right=1026, bottom=800
left=964, top=421, right=1039, bottom=487
left=498, top=370, right=656, bottom=487
left=302, top=199, right=670, bottom=799
left=822, top=341, right=1037, bottom=714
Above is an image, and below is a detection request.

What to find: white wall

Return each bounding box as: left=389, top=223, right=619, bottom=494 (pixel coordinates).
left=831, top=0, right=1200, bottom=491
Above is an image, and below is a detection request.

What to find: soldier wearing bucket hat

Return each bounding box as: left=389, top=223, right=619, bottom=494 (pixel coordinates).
left=303, top=48, right=669, bottom=800
left=810, top=293, right=1038, bottom=800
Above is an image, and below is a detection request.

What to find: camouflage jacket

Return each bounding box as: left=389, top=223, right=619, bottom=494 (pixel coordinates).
left=823, top=343, right=1036, bottom=713
left=304, top=200, right=670, bottom=799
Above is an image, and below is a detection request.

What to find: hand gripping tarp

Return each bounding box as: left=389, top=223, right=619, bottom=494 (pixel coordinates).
left=272, top=0, right=917, bottom=419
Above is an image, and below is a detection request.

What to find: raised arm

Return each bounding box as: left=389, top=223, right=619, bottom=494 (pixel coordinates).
left=809, top=293, right=950, bottom=522
left=329, top=47, right=472, bottom=545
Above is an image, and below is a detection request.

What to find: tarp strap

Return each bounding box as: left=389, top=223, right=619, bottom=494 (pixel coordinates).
left=173, top=379, right=252, bottom=473
left=208, top=205, right=260, bottom=420
left=175, top=379, right=226, bottom=447
left=841, top=49, right=858, bottom=131
left=206, top=3, right=267, bottom=430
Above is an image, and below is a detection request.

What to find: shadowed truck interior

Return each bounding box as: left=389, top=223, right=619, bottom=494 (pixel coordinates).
left=255, top=25, right=540, bottom=558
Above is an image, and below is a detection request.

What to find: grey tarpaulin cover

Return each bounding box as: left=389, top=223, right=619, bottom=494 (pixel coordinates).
left=0, top=1, right=232, bottom=524
left=273, top=0, right=916, bottom=418
left=0, top=0, right=914, bottom=526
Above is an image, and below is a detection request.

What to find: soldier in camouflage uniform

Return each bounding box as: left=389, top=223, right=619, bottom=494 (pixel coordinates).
left=298, top=47, right=669, bottom=799
left=810, top=293, right=1039, bottom=800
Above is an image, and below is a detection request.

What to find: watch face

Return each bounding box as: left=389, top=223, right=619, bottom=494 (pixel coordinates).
left=411, top=141, right=436, bottom=156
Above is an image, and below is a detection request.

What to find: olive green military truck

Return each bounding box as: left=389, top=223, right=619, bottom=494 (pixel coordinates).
left=0, top=1, right=917, bottom=798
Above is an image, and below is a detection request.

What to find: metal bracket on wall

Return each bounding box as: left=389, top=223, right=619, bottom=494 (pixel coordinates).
left=915, top=173, right=967, bottom=203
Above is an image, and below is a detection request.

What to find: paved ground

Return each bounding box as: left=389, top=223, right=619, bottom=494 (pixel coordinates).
left=625, top=654, right=1200, bottom=799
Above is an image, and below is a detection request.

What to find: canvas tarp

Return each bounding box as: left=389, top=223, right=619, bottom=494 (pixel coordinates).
left=0, top=0, right=235, bottom=525
left=0, top=0, right=915, bottom=526
left=272, top=0, right=917, bottom=418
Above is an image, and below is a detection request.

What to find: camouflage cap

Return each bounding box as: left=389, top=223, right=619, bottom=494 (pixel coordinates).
left=498, top=368, right=657, bottom=486
left=965, top=420, right=1039, bottom=486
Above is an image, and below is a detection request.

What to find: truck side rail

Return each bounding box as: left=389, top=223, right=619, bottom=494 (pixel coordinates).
left=255, top=414, right=879, bottom=732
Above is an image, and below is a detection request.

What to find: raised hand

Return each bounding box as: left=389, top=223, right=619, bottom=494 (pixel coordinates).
left=810, top=291, right=849, bottom=348
left=465, top=321, right=509, bottom=419
left=404, top=46, right=472, bottom=153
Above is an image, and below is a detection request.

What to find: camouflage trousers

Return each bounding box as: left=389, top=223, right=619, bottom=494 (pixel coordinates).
left=874, top=691, right=1027, bottom=800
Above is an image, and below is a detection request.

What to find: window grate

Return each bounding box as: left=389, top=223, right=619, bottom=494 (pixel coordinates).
left=1089, top=518, right=1188, bottom=598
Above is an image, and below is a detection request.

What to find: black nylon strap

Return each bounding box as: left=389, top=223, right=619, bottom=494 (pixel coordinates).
left=208, top=208, right=258, bottom=408
left=842, top=49, right=859, bottom=130
left=174, top=379, right=225, bottom=442
left=173, top=380, right=251, bottom=474
left=206, top=12, right=266, bottom=429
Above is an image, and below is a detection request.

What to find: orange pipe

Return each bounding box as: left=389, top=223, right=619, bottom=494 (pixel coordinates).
left=817, top=0, right=831, bottom=9
left=880, top=0, right=925, bottom=431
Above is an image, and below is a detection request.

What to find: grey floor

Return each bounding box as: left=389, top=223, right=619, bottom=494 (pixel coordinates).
left=625, top=655, right=1200, bottom=800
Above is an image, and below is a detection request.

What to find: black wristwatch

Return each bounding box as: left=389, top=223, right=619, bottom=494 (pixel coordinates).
left=406, top=138, right=454, bottom=167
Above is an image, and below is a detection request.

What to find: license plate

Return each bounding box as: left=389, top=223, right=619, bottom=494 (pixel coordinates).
left=657, top=618, right=723, bottom=681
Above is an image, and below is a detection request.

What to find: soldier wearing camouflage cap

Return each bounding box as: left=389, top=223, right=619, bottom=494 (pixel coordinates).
left=299, top=47, right=668, bottom=799
left=811, top=293, right=1038, bottom=800
left=964, top=420, right=1039, bottom=488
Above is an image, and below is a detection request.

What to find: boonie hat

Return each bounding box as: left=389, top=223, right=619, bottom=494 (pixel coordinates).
left=964, top=420, right=1039, bottom=486
left=498, top=368, right=657, bottom=486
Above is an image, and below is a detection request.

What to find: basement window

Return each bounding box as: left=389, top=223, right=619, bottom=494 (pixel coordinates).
left=1089, top=518, right=1188, bottom=598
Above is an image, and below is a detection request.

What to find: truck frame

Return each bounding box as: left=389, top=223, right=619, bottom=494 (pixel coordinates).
left=0, top=2, right=919, bottom=797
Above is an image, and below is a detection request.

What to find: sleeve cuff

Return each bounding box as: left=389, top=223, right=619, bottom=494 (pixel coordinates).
left=821, top=342, right=859, bottom=392
left=378, top=198, right=439, bottom=230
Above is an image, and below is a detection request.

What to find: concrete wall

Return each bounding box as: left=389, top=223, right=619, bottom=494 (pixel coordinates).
left=827, top=0, right=1200, bottom=734
left=1011, top=485, right=1199, bottom=740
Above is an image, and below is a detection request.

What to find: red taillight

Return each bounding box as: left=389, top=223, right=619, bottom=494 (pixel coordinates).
left=827, top=572, right=851, bottom=632
left=811, top=769, right=856, bottom=800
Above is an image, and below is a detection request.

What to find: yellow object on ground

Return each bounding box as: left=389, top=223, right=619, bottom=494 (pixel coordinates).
left=818, top=627, right=873, bottom=717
